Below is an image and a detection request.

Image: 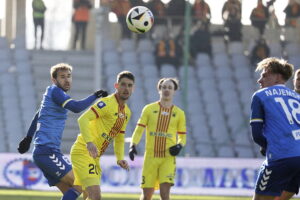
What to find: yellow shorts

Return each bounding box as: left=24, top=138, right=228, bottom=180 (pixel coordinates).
left=141, top=155, right=176, bottom=189
left=70, top=144, right=102, bottom=189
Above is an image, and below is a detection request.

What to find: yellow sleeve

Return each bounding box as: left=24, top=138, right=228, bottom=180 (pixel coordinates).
left=177, top=110, right=187, bottom=146
left=114, top=132, right=125, bottom=161
left=114, top=107, right=130, bottom=161
left=78, top=108, right=98, bottom=143
left=131, top=106, right=148, bottom=145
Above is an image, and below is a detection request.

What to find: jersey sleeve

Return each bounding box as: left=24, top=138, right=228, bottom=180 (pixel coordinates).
left=52, top=86, right=72, bottom=107
left=131, top=106, right=148, bottom=145
left=177, top=110, right=187, bottom=146
left=90, top=100, right=109, bottom=118
left=114, top=132, right=125, bottom=161
left=250, top=93, right=264, bottom=124
left=78, top=108, right=98, bottom=143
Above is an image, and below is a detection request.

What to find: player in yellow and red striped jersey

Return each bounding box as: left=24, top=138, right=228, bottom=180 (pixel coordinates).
left=129, top=77, right=187, bottom=200
left=70, top=71, right=135, bottom=200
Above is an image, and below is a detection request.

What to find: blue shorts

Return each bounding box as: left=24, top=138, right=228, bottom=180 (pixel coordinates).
left=255, top=156, right=300, bottom=196
left=33, top=146, right=72, bottom=186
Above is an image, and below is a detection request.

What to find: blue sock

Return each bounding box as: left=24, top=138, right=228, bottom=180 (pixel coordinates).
left=61, top=188, right=80, bottom=200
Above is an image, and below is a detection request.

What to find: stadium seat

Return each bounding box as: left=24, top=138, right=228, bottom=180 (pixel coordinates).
left=160, top=64, right=177, bottom=77
left=0, top=36, right=9, bottom=48
left=196, top=65, right=214, bottom=80
left=195, top=143, right=216, bottom=157
left=102, top=39, right=116, bottom=51
left=103, top=50, right=120, bottom=65
left=141, top=64, right=159, bottom=78
left=235, top=146, right=254, bottom=158
left=217, top=145, right=236, bottom=157
left=121, top=51, right=138, bottom=65
left=120, top=38, right=135, bottom=51
left=137, top=39, right=154, bottom=52
left=215, top=65, right=232, bottom=79
left=228, top=41, right=244, bottom=55
left=211, top=37, right=226, bottom=54
left=105, top=64, right=122, bottom=77
left=139, top=52, right=155, bottom=65
left=285, top=42, right=300, bottom=57
left=213, top=53, right=230, bottom=67
left=195, top=53, right=211, bottom=66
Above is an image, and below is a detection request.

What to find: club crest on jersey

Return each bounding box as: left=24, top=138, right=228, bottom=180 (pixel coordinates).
left=97, top=101, right=106, bottom=109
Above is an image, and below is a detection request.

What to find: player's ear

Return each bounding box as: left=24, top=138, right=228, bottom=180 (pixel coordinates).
left=51, top=77, right=57, bottom=84
left=114, top=82, right=118, bottom=89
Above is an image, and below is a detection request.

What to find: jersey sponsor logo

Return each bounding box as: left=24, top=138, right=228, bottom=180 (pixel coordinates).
left=150, top=132, right=172, bottom=138
left=161, top=111, right=169, bottom=116
left=119, top=113, right=125, bottom=118
left=102, top=132, right=113, bottom=142
left=97, top=101, right=106, bottom=109
left=292, top=129, right=300, bottom=140
left=3, top=158, right=43, bottom=187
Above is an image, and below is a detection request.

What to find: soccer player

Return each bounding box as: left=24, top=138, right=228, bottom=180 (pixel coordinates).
left=271, top=69, right=300, bottom=200
left=250, top=57, right=300, bottom=200
left=70, top=71, right=134, bottom=200
left=129, top=77, right=187, bottom=200
left=17, top=63, right=107, bottom=200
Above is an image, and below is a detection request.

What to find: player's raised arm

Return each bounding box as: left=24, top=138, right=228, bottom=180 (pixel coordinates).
left=52, top=86, right=108, bottom=113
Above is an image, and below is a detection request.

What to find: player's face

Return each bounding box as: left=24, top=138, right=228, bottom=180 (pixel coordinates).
left=294, top=72, right=300, bottom=93
left=115, top=77, right=134, bottom=101
left=257, top=69, right=280, bottom=88
left=159, top=80, right=175, bottom=101
left=52, top=69, right=72, bottom=92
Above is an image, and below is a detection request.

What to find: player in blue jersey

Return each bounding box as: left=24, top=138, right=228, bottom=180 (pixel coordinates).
left=250, top=57, right=300, bottom=200
left=270, top=69, right=300, bottom=200
left=17, top=63, right=107, bottom=200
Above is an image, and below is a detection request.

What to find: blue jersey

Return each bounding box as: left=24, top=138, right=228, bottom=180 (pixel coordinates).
left=34, top=85, right=71, bottom=149
left=250, top=84, right=300, bottom=161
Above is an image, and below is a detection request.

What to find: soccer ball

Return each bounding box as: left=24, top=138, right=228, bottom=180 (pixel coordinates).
left=126, top=6, right=154, bottom=34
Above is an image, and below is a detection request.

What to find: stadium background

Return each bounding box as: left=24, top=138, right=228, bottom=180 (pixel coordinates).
left=1, top=0, right=300, bottom=199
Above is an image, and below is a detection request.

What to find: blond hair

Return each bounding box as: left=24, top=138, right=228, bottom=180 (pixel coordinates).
left=255, top=57, right=294, bottom=81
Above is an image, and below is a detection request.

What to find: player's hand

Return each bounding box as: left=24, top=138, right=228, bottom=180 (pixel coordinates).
left=260, top=147, right=266, bottom=156
left=117, top=160, right=130, bottom=171
left=87, top=142, right=99, bottom=159
left=129, top=145, right=137, bottom=161
left=169, top=144, right=182, bottom=156
left=94, top=90, right=108, bottom=98
left=18, top=136, right=32, bottom=154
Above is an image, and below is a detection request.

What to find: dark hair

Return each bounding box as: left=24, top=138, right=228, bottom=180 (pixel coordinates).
left=117, top=71, right=135, bottom=83
left=50, top=63, right=73, bottom=79
left=256, top=57, right=294, bottom=81
left=157, top=77, right=179, bottom=91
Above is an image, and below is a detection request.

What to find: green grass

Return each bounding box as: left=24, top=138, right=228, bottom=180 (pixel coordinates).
left=0, top=189, right=249, bottom=200
left=1, top=189, right=300, bottom=200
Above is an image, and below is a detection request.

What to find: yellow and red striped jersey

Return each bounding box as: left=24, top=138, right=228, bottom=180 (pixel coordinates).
left=131, top=102, right=186, bottom=157
left=73, top=94, right=131, bottom=161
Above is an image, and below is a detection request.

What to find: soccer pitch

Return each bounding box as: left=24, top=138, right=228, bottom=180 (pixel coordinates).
left=0, top=189, right=251, bottom=200
left=1, top=189, right=300, bottom=200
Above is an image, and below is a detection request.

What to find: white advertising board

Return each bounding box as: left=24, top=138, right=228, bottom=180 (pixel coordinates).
left=0, top=153, right=273, bottom=196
